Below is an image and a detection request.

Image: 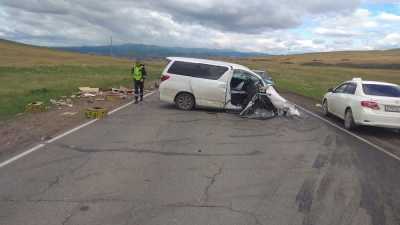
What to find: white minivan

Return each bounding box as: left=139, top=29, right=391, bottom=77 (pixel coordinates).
left=159, top=57, right=272, bottom=110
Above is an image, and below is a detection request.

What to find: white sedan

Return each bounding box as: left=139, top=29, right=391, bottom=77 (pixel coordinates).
left=322, top=78, right=400, bottom=130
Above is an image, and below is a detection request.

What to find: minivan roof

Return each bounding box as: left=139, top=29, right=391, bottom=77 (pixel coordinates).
left=167, top=57, right=249, bottom=70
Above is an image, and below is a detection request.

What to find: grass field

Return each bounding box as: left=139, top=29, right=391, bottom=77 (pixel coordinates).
left=0, top=39, right=165, bottom=120
left=1, top=38, right=400, bottom=120
left=229, top=51, right=400, bottom=100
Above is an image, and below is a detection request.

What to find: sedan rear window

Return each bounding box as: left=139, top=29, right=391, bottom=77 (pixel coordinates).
left=167, top=61, right=228, bottom=80
left=362, top=84, right=400, bottom=97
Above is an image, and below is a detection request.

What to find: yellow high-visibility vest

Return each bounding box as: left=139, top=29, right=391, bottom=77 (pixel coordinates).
left=133, top=65, right=143, bottom=81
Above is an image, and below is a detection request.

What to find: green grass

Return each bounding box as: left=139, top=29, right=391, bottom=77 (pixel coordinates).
left=0, top=63, right=164, bottom=120
left=0, top=39, right=166, bottom=120
left=231, top=57, right=400, bottom=101
left=2, top=38, right=400, bottom=119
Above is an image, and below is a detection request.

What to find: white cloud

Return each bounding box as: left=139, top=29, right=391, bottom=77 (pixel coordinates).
left=377, top=12, right=400, bottom=22
left=313, top=8, right=378, bottom=37
left=314, top=28, right=361, bottom=37
left=379, top=33, right=400, bottom=47
left=0, top=0, right=399, bottom=53
left=309, top=7, right=400, bottom=50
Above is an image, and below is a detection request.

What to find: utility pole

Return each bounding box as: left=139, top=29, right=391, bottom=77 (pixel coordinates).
left=110, top=36, right=113, bottom=57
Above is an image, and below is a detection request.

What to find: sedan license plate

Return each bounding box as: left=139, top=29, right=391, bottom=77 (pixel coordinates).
left=385, top=105, right=400, bottom=113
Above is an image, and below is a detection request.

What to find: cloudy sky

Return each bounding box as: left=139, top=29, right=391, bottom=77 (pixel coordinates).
left=0, top=0, right=399, bottom=53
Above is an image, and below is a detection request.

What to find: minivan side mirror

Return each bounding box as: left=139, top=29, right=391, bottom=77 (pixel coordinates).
left=328, top=88, right=334, bottom=93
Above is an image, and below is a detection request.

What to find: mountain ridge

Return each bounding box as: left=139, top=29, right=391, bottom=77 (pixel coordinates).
left=55, top=43, right=270, bottom=59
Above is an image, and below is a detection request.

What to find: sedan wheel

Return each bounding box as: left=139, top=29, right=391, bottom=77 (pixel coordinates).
left=344, top=109, right=356, bottom=130
left=175, top=93, right=195, bottom=111
left=322, top=100, right=330, bottom=116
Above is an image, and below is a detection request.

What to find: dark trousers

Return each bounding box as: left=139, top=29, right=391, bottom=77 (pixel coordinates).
left=134, top=80, right=144, bottom=101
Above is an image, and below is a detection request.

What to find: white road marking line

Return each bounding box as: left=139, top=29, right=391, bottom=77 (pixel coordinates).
left=0, top=144, right=45, bottom=168
left=0, top=91, right=155, bottom=169
left=108, top=92, right=155, bottom=115
left=46, top=119, right=98, bottom=144
left=296, top=105, right=400, bottom=162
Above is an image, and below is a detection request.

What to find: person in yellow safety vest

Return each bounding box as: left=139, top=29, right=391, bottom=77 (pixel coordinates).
left=131, top=61, right=147, bottom=104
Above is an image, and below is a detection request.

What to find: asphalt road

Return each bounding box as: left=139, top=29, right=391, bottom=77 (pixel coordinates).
left=0, top=93, right=399, bottom=225
left=281, top=92, right=400, bottom=158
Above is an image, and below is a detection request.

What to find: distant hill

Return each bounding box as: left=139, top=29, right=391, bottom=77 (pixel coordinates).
left=56, top=43, right=270, bottom=59
left=245, top=48, right=400, bottom=70
left=387, top=48, right=400, bottom=52
left=0, top=38, right=130, bottom=66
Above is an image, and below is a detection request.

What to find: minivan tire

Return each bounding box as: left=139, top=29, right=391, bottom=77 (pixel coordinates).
left=175, top=93, right=195, bottom=111
left=344, top=109, right=356, bottom=130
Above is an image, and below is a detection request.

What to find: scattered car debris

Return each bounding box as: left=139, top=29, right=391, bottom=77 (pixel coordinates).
left=50, top=99, right=73, bottom=108
left=61, top=112, right=78, bottom=116
left=78, top=87, right=101, bottom=98
left=112, top=86, right=133, bottom=95
left=79, top=87, right=100, bottom=94
left=40, top=136, right=53, bottom=141
left=81, top=93, right=97, bottom=97
left=85, top=107, right=108, bottom=119
left=23, top=86, right=135, bottom=116
left=106, top=93, right=126, bottom=101
left=25, top=102, right=47, bottom=113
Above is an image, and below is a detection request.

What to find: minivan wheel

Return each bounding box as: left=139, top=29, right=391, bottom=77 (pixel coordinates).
left=322, top=100, right=330, bottom=116
left=175, top=93, right=195, bottom=111
left=344, top=109, right=356, bottom=130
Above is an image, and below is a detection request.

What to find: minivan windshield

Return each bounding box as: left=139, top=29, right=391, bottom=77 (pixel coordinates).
left=259, top=73, right=273, bottom=85
left=253, top=71, right=272, bottom=80
left=362, top=84, right=400, bottom=97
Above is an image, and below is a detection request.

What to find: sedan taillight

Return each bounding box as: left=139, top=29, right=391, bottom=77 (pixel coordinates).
left=160, top=74, right=170, bottom=82
left=361, top=101, right=380, bottom=110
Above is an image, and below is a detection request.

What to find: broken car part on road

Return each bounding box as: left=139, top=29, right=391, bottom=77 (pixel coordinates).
left=240, top=85, right=300, bottom=119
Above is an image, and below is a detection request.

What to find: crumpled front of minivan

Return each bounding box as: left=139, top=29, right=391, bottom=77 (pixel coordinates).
left=265, top=85, right=300, bottom=117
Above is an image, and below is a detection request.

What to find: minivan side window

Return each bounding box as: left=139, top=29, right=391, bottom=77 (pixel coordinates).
left=167, top=61, right=228, bottom=80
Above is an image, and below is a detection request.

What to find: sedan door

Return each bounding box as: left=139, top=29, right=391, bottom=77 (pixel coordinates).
left=336, top=83, right=357, bottom=117
left=328, top=83, right=349, bottom=117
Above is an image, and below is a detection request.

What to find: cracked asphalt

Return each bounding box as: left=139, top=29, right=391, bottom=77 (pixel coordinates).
left=0, top=93, right=399, bottom=225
